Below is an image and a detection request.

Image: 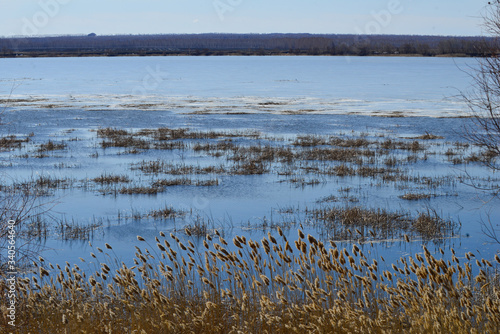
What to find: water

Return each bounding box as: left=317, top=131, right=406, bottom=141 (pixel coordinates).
left=0, top=56, right=498, bottom=270
left=1, top=56, right=470, bottom=117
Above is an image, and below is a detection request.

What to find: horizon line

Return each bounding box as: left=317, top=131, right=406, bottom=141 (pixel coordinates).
left=0, top=32, right=486, bottom=39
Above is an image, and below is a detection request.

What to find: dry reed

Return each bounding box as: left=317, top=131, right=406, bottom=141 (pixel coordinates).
left=2, top=230, right=498, bottom=333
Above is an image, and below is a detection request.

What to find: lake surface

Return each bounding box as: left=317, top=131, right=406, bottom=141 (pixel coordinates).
left=1, top=56, right=498, bottom=271
left=1, top=56, right=470, bottom=117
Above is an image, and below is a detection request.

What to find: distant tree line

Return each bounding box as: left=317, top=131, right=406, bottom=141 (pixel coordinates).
left=0, top=33, right=492, bottom=57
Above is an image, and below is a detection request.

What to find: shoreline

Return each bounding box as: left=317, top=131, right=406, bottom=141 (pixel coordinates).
left=0, top=33, right=487, bottom=59
left=0, top=52, right=475, bottom=59
left=1, top=95, right=469, bottom=118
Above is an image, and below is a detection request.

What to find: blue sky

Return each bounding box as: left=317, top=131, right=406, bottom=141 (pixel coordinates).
left=0, top=0, right=487, bottom=37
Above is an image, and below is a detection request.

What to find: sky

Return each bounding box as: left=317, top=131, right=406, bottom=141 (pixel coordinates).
left=0, top=0, right=488, bottom=37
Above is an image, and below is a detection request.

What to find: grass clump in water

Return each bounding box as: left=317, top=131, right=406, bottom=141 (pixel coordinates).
left=311, top=206, right=458, bottom=240
left=0, top=135, right=29, bottom=150
left=399, top=193, right=434, bottom=201
left=92, top=173, right=131, bottom=184
left=37, top=140, right=67, bottom=152
left=118, top=185, right=164, bottom=195
left=148, top=205, right=184, bottom=219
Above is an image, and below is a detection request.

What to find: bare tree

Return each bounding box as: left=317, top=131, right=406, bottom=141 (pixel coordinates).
left=0, top=186, right=50, bottom=273
left=461, top=1, right=500, bottom=244
left=0, top=92, right=52, bottom=274
left=463, top=2, right=500, bottom=172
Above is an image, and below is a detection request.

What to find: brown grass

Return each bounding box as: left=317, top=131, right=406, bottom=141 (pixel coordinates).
left=312, top=206, right=458, bottom=240
left=329, top=137, right=371, bottom=148
left=118, top=185, right=164, bottom=195
left=332, top=164, right=356, bottom=177
left=37, top=140, right=67, bottom=152
left=380, top=139, right=425, bottom=151
left=232, top=161, right=269, bottom=175
left=292, top=135, right=327, bottom=147
left=0, top=135, right=29, bottom=150
left=4, top=230, right=499, bottom=333
left=279, top=177, right=323, bottom=187
left=101, top=136, right=150, bottom=149
left=302, top=147, right=371, bottom=164
left=96, top=127, right=129, bottom=138
left=148, top=205, right=184, bottom=219
left=152, top=178, right=220, bottom=187
left=195, top=179, right=220, bottom=187
left=152, top=178, right=193, bottom=187
left=133, top=160, right=228, bottom=175
left=87, top=127, right=457, bottom=187
left=97, top=126, right=261, bottom=143
left=57, top=219, right=102, bottom=240
left=407, top=132, right=445, bottom=140
left=34, top=176, right=72, bottom=189
left=92, top=174, right=131, bottom=184
left=400, top=193, right=434, bottom=200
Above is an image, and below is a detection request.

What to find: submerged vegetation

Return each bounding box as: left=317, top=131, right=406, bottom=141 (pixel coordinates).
left=1, top=230, right=499, bottom=333
left=0, top=125, right=493, bottom=244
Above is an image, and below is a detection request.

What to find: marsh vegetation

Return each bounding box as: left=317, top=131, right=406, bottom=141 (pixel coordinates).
left=0, top=123, right=496, bottom=244
left=1, top=230, right=499, bottom=333
left=1, top=114, right=499, bottom=333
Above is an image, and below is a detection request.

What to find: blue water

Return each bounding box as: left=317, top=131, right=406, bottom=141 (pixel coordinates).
left=0, top=56, right=498, bottom=271
left=1, top=56, right=472, bottom=116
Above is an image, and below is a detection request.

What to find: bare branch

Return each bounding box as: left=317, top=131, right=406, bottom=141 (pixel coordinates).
left=461, top=2, right=500, bottom=245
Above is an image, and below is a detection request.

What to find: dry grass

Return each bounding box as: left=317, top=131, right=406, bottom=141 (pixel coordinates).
left=118, top=186, right=164, bottom=195
left=193, top=142, right=236, bottom=153
left=400, top=193, right=434, bottom=201
left=153, top=141, right=186, bottom=150
left=37, top=140, right=67, bottom=152
left=98, top=127, right=463, bottom=188
left=302, top=147, right=372, bottom=164
left=152, top=178, right=220, bottom=187
left=3, top=230, right=499, bottom=333
left=133, top=160, right=228, bottom=176
left=152, top=178, right=193, bottom=187
left=97, top=126, right=261, bottom=144
left=232, top=161, right=269, bottom=175
left=24, top=216, right=49, bottom=239
left=92, top=173, right=131, bottom=184
left=332, top=164, right=356, bottom=177
left=292, top=135, right=327, bottom=147
left=101, top=136, right=150, bottom=149
left=279, top=177, right=323, bottom=187
left=292, top=135, right=372, bottom=148
left=329, top=137, right=371, bottom=148
left=148, top=205, right=184, bottom=219
left=0, top=135, right=29, bottom=150
left=195, top=179, right=220, bottom=187
left=408, top=132, right=445, bottom=140
left=184, top=217, right=213, bottom=237
left=57, top=219, right=102, bottom=240
left=132, top=159, right=167, bottom=174
left=96, top=127, right=129, bottom=138
left=34, top=176, right=72, bottom=189
left=312, top=206, right=458, bottom=240
left=380, top=139, right=424, bottom=152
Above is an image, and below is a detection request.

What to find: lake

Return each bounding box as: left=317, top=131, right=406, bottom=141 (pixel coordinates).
left=2, top=56, right=470, bottom=116
left=0, top=56, right=498, bottom=270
